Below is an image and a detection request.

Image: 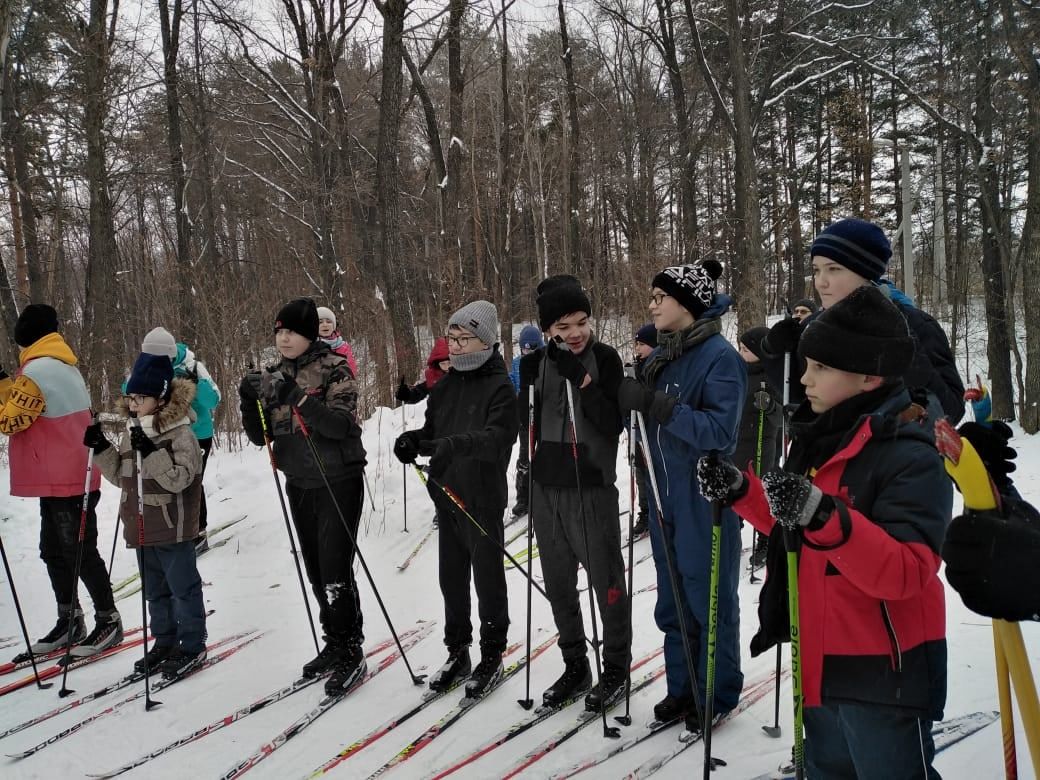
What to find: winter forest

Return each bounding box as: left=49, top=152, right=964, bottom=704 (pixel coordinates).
left=0, top=0, right=1038, bottom=429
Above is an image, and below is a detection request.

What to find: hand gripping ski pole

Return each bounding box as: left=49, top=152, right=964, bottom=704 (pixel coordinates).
left=291, top=407, right=426, bottom=686
left=257, top=400, right=320, bottom=655
left=58, top=426, right=99, bottom=697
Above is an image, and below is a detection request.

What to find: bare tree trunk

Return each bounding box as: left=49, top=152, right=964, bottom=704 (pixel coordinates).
left=498, top=0, right=514, bottom=357
left=557, top=0, right=581, bottom=273
left=375, top=0, right=418, bottom=391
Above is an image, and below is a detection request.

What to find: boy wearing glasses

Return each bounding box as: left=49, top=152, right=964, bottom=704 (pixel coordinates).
left=238, top=298, right=368, bottom=695
left=0, top=304, right=122, bottom=658
left=394, top=300, right=517, bottom=699
left=616, top=261, right=746, bottom=732
left=517, top=275, right=632, bottom=714
left=84, top=352, right=207, bottom=678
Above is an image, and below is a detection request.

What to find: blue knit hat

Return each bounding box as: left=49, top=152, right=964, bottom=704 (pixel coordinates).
left=518, top=325, right=544, bottom=350
left=126, top=353, right=174, bottom=400
left=635, top=323, right=657, bottom=348
left=810, top=219, right=891, bottom=282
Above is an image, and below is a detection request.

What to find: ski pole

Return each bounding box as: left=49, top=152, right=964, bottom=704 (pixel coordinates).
left=749, top=388, right=767, bottom=585
left=413, top=466, right=549, bottom=603
left=130, top=415, right=161, bottom=711
left=615, top=406, right=638, bottom=727
left=704, top=478, right=724, bottom=779
left=563, top=377, right=619, bottom=740
left=291, top=407, right=426, bottom=686
left=519, top=384, right=536, bottom=710
left=58, top=429, right=99, bottom=697
left=257, top=400, right=320, bottom=655
left=0, top=533, right=53, bottom=690
left=106, top=516, right=121, bottom=579
left=634, top=409, right=707, bottom=735
left=784, top=525, right=804, bottom=780
left=402, top=404, right=408, bottom=533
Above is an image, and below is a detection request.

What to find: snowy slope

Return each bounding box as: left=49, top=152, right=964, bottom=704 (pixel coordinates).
left=0, top=397, right=1037, bottom=780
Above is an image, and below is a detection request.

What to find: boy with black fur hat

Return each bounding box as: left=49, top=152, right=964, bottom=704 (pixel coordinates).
left=698, top=285, right=951, bottom=778
left=84, top=352, right=206, bottom=678
left=734, top=326, right=783, bottom=569
left=517, top=275, right=632, bottom=713
left=393, top=300, right=517, bottom=699
left=0, top=304, right=122, bottom=658
left=616, top=261, right=746, bottom=731
left=238, top=297, right=368, bottom=695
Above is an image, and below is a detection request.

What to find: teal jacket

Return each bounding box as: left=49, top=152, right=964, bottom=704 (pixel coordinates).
left=174, top=344, right=221, bottom=440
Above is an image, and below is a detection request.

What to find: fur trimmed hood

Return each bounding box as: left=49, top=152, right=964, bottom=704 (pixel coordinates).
left=116, top=376, right=197, bottom=433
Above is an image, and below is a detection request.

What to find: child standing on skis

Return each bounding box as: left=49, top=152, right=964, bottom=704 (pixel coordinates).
left=518, top=275, right=632, bottom=714
left=699, top=285, right=951, bottom=778
left=616, top=262, right=746, bottom=732
left=84, top=352, right=207, bottom=679
left=0, top=304, right=122, bottom=659
left=393, top=300, right=517, bottom=698
left=238, top=298, right=368, bottom=696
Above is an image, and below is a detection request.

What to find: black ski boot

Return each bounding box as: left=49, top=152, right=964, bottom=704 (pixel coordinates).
left=464, top=652, right=503, bottom=699
left=70, top=610, right=123, bottom=658
left=542, top=656, right=592, bottom=708
left=160, top=646, right=207, bottom=680
left=134, top=644, right=176, bottom=675
left=429, top=646, right=471, bottom=693
left=31, top=606, right=86, bottom=654
left=584, top=661, right=628, bottom=712
left=302, top=642, right=343, bottom=679
left=325, top=645, right=366, bottom=696
left=653, top=692, right=693, bottom=723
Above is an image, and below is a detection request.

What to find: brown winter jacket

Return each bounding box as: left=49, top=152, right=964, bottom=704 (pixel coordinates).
left=95, top=378, right=203, bottom=547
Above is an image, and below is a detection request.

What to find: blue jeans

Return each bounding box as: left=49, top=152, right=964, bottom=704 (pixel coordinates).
left=805, top=700, right=941, bottom=780
left=139, top=542, right=206, bottom=653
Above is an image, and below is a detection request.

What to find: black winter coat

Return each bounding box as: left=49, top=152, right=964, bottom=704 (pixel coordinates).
left=412, top=351, right=518, bottom=516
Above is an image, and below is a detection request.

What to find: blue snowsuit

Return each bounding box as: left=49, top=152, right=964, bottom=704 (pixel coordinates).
left=640, top=295, right=747, bottom=713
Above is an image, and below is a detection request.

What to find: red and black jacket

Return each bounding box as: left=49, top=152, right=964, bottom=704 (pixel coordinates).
left=734, top=388, right=951, bottom=720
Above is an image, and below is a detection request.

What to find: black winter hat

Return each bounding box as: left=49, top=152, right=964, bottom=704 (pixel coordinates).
left=274, top=298, right=319, bottom=342
left=798, top=285, right=914, bottom=377
left=126, top=352, right=174, bottom=400
left=739, top=326, right=769, bottom=361
left=536, top=275, right=592, bottom=331
left=634, top=323, right=657, bottom=348
left=791, top=298, right=819, bottom=315
left=14, top=304, right=59, bottom=348
left=651, top=260, right=723, bottom=320
left=810, top=219, right=891, bottom=282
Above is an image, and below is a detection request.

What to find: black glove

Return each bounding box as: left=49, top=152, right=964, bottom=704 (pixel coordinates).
left=419, top=438, right=454, bottom=479
left=616, top=377, right=678, bottom=425
left=394, top=431, right=421, bottom=465
left=267, top=370, right=305, bottom=406
left=239, top=371, right=262, bottom=401
left=546, top=340, right=589, bottom=387
left=696, top=455, right=747, bottom=506
left=518, top=354, right=539, bottom=389
left=957, top=421, right=1017, bottom=494
left=753, top=388, right=772, bottom=412
left=763, top=317, right=802, bottom=357
left=129, top=426, right=158, bottom=457
left=83, top=422, right=111, bottom=454
left=395, top=377, right=411, bottom=403
left=761, top=471, right=834, bottom=531
left=943, top=500, right=1040, bottom=622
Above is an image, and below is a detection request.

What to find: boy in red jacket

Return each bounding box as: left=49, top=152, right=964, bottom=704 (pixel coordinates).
left=698, top=286, right=950, bottom=779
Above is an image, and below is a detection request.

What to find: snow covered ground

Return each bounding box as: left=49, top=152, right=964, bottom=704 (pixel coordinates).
left=1, top=396, right=1038, bottom=779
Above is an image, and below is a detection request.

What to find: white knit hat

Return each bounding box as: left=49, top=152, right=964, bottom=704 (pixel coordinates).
left=141, top=327, right=177, bottom=359
left=316, top=306, right=337, bottom=329
left=448, top=300, right=499, bottom=347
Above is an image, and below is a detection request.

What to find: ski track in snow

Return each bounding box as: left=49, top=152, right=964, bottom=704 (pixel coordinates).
left=0, top=391, right=1038, bottom=779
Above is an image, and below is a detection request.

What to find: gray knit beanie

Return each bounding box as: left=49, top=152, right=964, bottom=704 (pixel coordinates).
left=448, top=300, right=499, bottom=347
left=141, top=327, right=177, bottom=359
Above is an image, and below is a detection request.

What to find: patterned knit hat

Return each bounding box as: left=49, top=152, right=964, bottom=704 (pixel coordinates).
left=651, top=260, right=723, bottom=319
